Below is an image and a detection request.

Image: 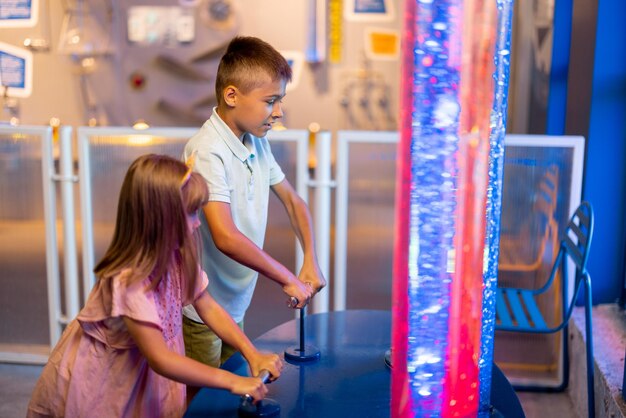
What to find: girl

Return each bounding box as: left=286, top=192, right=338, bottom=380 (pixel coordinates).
left=27, top=154, right=282, bottom=418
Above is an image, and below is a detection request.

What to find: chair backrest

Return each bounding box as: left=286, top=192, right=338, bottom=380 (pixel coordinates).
left=534, top=164, right=559, bottom=214
left=526, top=201, right=593, bottom=331
left=531, top=165, right=560, bottom=236
left=562, top=201, right=594, bottom=278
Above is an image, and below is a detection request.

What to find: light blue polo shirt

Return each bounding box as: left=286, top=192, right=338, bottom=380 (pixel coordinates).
left=182, top=109, right=285, bottom=323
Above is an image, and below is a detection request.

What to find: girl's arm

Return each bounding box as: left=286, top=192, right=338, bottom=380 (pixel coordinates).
left=123, top=316, right=268, bottom=400
left=192, top=291, right=283, bottom=379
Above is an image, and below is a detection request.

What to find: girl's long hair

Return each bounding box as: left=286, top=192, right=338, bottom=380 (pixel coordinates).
left=94, top=154, right=208, bottom=300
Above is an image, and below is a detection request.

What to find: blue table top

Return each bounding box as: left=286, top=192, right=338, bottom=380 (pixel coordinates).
left=184, top=309, right=524, bottom=418
left=184, top=309, right=392, bottom=418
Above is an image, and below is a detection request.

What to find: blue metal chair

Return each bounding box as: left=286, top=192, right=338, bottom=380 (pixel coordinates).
left=496, top=201, right=595, bottom=418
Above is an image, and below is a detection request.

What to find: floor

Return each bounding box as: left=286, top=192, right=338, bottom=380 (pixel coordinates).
left=0, top=363, right=43, bottom=418
left=0, top=359, right=579, bottom=418
left=517, top=391, right=580, bottom=418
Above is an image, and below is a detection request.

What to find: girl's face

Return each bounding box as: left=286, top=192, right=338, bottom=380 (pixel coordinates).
left=228, top=75, right=287, bottom=139
left=187, top=210, right=201, bottom=232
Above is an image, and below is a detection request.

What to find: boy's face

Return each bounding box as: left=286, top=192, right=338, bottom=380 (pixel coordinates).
left=225, top=75, right=287, bottom=139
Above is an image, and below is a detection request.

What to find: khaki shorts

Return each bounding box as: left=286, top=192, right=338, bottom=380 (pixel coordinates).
left=182, top=315, right=243, bottom=367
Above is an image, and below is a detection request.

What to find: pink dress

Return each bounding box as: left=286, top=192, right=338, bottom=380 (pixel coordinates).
left=27, top=266, right=208, bottom=418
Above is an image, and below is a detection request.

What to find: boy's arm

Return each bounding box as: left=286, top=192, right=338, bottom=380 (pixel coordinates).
left=270, top=179, right=327, bottom=294
left=203, top=201, right=312, bottom=307
left=192, top=291, right=283, bottom=379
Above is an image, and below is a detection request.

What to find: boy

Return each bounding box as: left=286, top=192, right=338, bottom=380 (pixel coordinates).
left=182, top=36, right=327, bottom=373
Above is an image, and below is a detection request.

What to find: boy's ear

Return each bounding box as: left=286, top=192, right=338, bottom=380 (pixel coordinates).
left=223, top=85, right=237, bottom=107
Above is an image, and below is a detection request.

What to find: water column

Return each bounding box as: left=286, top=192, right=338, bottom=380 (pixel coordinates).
left=391, top=0, right=513, bottom=416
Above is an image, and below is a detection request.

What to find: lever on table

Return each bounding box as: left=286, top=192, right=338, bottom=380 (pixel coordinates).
left=238, top=370, right=280, bottom=418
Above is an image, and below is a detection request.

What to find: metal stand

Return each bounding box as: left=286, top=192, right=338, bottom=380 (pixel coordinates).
left=384, top=348, right=392, bottom=369
left=238, top=370, right=280, bottom=418
left=284, top=307, right=320, bottom=363
left=238, top=399, right=281, bottom=418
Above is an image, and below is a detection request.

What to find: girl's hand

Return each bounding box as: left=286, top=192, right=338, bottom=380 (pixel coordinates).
left=230, top=375, right=268, bottom=401
left=248, top=352, right=283, bottom=382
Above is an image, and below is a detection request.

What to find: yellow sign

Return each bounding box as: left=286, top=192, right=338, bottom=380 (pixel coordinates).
left=364, top=28, right=399, bottom=60
left=329, top=0, right=343, bottom=64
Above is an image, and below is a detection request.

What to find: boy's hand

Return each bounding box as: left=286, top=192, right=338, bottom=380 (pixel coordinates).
left=283, top=277, right=312, bottom=309
left=248, top=352, right=283, bottom=382
left=298, top=261, right=327, bottom=295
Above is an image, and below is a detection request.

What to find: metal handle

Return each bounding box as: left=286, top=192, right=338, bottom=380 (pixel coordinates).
left=257, top=369, right=271, bottom=384
left=287, top=297, right=299, bottom=308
